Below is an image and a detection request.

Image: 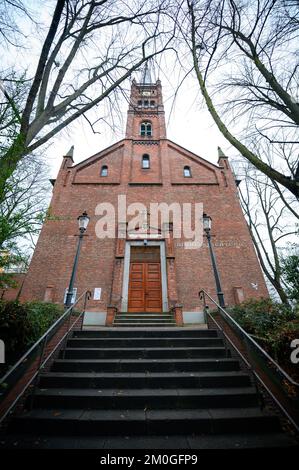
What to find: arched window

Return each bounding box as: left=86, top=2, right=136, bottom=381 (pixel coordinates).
left=184, top=166, right=192, bottom=177
left=101, top=165, right=108, bottom=177
left=140, top=121, right=152, bottom=136
left=144, top=100, right=149, bottom=108
left=137, top=100, right=142, bottom=107
left=142, top=154, right=150, bottom=169
left=150, top=100, right=155, bottom=107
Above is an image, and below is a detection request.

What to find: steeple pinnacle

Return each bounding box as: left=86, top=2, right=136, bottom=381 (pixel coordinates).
left=140, top=61, right=152, bottom=85
left=217, top=146, right=226, bottom=158
left=65, top=145, right=74, bottom=159
left=61, top=144, right=74, bottom=170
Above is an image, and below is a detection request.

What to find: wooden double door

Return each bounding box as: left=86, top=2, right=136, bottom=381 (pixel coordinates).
left=128, top=261, right=162, bottom=313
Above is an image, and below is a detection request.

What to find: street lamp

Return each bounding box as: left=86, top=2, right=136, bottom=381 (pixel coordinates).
left=65, top=211, right=90, bottom=308
left=203, top=213, right=225, bottom=308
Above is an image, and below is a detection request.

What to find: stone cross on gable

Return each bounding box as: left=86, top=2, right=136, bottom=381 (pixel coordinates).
left=140, top=209, right=150, bottom=230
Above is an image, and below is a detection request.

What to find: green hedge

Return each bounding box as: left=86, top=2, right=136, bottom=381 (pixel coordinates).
left=229, top=298, right=299, bottom=382
left=229, top=298, right=297, bottom=338
left=0, top=300, right=64, bottom=374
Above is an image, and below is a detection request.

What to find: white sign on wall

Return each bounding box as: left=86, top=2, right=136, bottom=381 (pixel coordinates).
left=94, top=288, right=102, bottom=300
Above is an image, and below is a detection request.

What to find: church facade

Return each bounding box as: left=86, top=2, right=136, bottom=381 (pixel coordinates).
left=20, top=75, right=268, bottom=326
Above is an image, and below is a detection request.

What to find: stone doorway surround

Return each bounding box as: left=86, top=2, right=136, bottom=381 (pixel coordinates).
left=121, top=240, right=168, bottom=312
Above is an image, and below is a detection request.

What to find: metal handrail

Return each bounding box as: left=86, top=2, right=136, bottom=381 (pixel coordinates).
left=199, top=290, right=299, bottom=387
left=0, top=289, right=91, bottom=423
left=199, top=289, right=299, bottom=432
left=0, top=290, right=90, bottom=387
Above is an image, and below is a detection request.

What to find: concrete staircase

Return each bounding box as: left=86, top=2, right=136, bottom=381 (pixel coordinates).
left=1, top=328, right=297, bottom=449
left=113, top=311, right=176, bottom=327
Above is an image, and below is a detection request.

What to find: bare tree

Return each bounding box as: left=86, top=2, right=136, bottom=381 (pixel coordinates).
left=0, top=71, right=28, bottom=153
left=0, top=0, right=35, bottom=46
left=0, top=0, right=173, bottom=203
left=0, top=150, right=50, bottom=291
left=0, top=153, right=50, bottom=251
left=234, top=159, right=298, bottom=304
left=178, top=0, right=299, bottom=197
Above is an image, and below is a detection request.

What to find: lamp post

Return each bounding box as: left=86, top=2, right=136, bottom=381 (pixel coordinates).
left=203, top=213, right=225, bottom=308
left=65, top=211, right=90, bottom=308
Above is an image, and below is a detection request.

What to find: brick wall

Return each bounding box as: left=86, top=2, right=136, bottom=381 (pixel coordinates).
left=20, top=79, right=268, bottom=312
left=0, top=273, right=26, bottom=301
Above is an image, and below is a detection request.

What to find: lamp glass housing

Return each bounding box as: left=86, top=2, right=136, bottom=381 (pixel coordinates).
left=203, top=213, right=212, bottom=232
left=78, top=211, right=90, bottom=231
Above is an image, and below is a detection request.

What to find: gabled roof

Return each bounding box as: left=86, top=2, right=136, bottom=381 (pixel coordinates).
left=72, top=140, right=126, bottom=170
left=71, top=138, right=221, bottom=172
left=166, top=139, right=221, bottom=170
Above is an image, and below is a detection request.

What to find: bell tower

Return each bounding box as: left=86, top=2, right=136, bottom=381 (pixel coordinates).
left=125, top=64, right=166, bottom=140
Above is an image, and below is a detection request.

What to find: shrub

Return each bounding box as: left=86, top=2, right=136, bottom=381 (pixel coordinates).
left=267, top=322, right=299, bottom=364
left=229, top=298, right=297, bottom=339
left=24, top=301, right=64, bottom=346
left=229, top=298, right=299, bottom=382
left=0, top=300, right=63, bottom=373
left=0, top=301, right=31, bottom=356
left=281, top=253, right=299, bottom=304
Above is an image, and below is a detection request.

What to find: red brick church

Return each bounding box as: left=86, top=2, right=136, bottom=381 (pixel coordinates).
left=20, top=71, right=268, bottom=326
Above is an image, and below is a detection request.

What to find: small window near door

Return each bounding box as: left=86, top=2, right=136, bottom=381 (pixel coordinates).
left=184, top=165, right=192, bottom=177
left=142, top=154, right=150, bottom=169
left=101, top=165, right=108, bottom=176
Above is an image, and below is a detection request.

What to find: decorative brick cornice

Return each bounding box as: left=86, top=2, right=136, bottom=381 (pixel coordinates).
left=171, top=182, right=219, bottom=186
left=133, top=140, right=159, bottom=145
left=128, top=182, right=163, bottom=186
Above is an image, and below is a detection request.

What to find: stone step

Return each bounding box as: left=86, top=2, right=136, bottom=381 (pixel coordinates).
left=60, top=346, right=229, bottom=360
left=0, top=324, right=293, bottom=449
left=52, top=357, right=241, bottom=373
left=29, top=387, right=259, bottom=410
left=10, top=408, right=281, bottom=436
left=113, top=316, right=176, bottom=319
left=66, top=337, right=224, bottom=348
left=113, top=319, right=176, bottom=324
left=114, top=314, right=175, bottom=318
left=4, top=324, right=295, bottom=450
left=113, top=320, right=176, bottom=324
left=112, top=322, right=177, bottom=327
left=73, top=328, right=216, bottom=338
left=1, top=432, right=297, bottom=449
left=39, top=371, right=251, bottom=389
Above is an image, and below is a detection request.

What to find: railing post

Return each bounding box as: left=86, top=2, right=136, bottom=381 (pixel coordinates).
left=199, top=291, right=208, bottom=325
left=203, top=304, right=209, bottom=325
left=81, top=291, right=89, bottom=330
